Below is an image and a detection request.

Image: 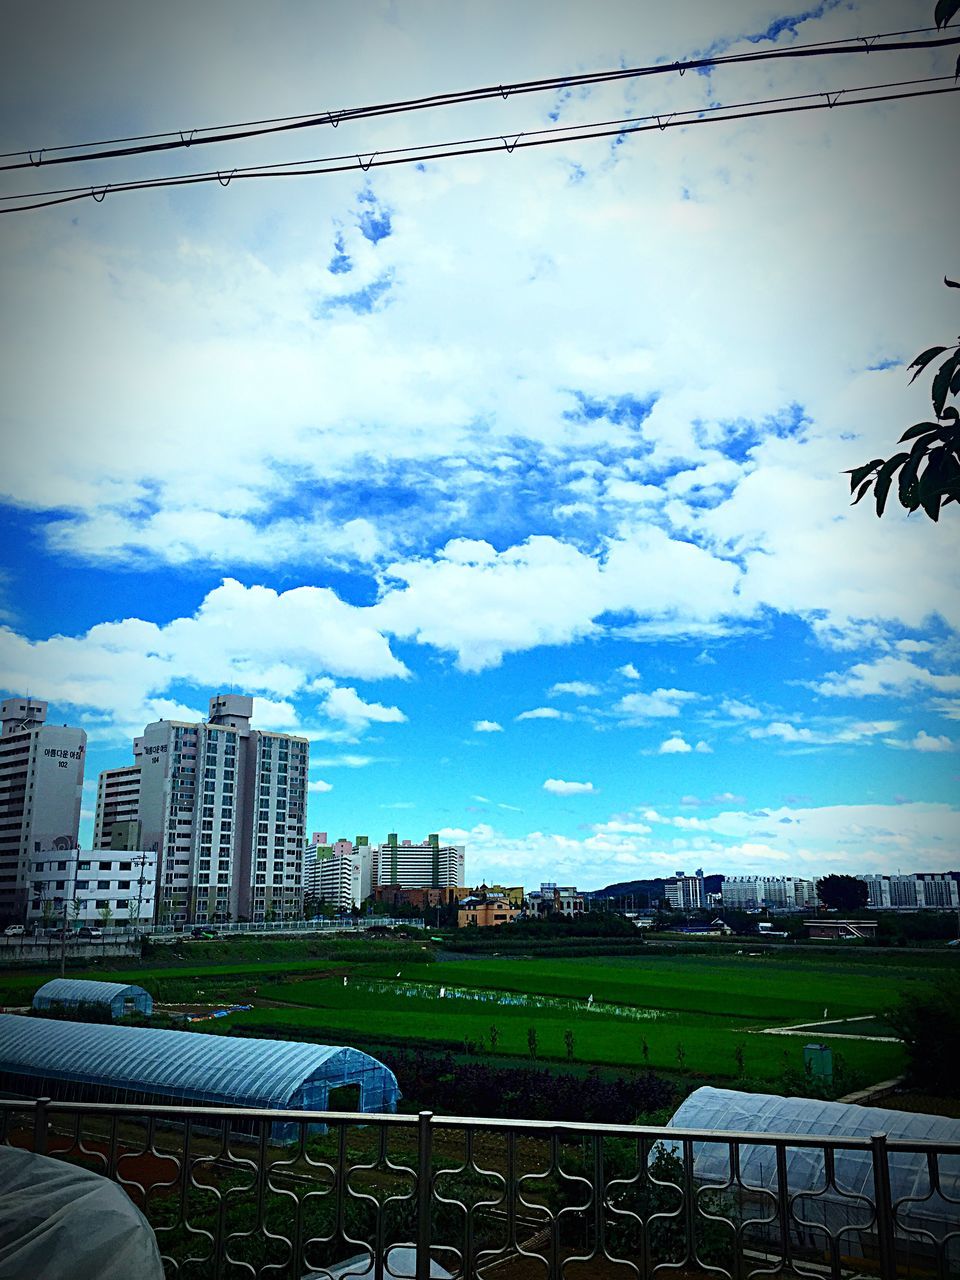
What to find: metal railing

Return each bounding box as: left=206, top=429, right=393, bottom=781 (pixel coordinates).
left=1, top=1097, right=957, bottom=1279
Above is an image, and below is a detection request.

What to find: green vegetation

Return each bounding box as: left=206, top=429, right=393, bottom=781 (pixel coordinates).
left=6, top=940, right=954, bottom=1101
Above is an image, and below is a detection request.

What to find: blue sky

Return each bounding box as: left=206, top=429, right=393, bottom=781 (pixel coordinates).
left=1, top=1, right=958, bottom=889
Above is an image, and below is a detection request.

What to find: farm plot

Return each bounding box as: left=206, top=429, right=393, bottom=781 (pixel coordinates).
left=251, top=952, right=914, bottom=1085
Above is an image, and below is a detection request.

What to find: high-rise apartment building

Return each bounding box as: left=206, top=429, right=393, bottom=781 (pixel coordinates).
left=860, top=873, right=959, bottom=910
left=93, top=739, right=143, bottom=849
left=304, top=834, right=376, bottom=912
left=104, top=693, right=308, bottom=925
left=375, top=833, right=465, bottom=890
left=721, top=876, right=817, bottom=911
left=664, top=871, right=704, bottom=911
left=0, top=698, right=86, bottom=924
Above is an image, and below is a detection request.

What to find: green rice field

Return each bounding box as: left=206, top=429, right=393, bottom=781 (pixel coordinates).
left=4, top=944, right=952, bottom=1090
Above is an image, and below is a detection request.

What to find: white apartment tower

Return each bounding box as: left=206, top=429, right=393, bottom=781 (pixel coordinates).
left=376, top=833, right=465, bottom=890
left=116, top=694, right=307, bottom=925
left=0, top=697, right=86, bottom=924
left=304, top=835, right=376, bottom=912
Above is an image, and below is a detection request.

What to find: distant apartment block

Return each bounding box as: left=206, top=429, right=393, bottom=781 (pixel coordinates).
left=0, top=698, right=86, bottom=924
left=304, top=834, right=376, bottom=912
left=29, top=848, right=157, bottom=928
left=664, top=871, right=704, bottom=911
left=94, top=745, right=143, bottom=849
left=721, top=876, right=817, bottom=911
left=374, top=833, right=465, bottom=890
left=102, top=693, right=308, bottom=925
left=859, top=872, right=959, bottom=910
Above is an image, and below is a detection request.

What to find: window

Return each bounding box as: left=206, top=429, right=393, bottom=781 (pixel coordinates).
left=217, top=874, right=229, bottom=884
left=95, top=899, right=110, bottom=909
left=57, top=861, right=67, bottom=871
left=118, top=880, right=130, bottom=890
left=119, top=862, right=131, bottom=871
left=78, top=861, right=90, bottom=870
left=99, top=861, right=110, bottom=870
left=76, top=880, right=88, bottom=890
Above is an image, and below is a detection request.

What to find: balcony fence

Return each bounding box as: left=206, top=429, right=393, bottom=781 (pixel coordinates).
left=1, top=1097, right=957, bottom=1279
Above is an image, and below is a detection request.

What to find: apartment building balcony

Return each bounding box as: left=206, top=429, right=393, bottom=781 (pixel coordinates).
left=1, top=1096, right=957, bottom=1279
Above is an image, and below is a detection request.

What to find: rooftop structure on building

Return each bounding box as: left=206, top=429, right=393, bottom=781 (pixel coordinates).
left=527, top=883, right=584, bottom=917
left=0, top=697, right=86, bottom=925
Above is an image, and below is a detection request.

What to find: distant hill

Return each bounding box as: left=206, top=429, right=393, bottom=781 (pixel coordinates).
left=590, top=874, right=724, bottom=901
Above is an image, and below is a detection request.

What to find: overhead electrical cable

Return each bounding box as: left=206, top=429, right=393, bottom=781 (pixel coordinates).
left=2, top=74, right=954, bottom=215
left=0, top=26, right=957, bottom=173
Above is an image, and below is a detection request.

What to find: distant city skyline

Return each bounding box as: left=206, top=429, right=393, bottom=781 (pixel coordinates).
left=1, top=1, right=957, bottom=890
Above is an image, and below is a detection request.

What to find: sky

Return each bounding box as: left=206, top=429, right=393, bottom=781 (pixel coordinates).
left=1, top=1, right=958, bottom=891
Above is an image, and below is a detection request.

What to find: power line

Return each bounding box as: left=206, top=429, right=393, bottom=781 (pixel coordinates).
left=2, top=74, right=953, bottom=215
left=1, top=27, right=957, bottom=173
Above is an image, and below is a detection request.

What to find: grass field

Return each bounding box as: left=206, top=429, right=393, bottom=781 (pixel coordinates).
left=4, top=942, right=950, bottom=1092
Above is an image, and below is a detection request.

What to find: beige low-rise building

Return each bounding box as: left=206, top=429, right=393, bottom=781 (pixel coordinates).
left=458, top=898, right=519, bottom=928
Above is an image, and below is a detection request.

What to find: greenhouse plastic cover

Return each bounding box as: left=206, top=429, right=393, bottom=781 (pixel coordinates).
left=667, top=1087, right=960, bottom=1238
left=32, top=977, right=151, bottom=1011
left=0, top=1144, right=163, bottom=1280
left=0, top=1014, right=399, bottom=1114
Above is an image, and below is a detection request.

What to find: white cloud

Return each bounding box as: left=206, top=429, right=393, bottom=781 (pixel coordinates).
left=618, top=664, right=641, bottom=680
left=884, top=730, right=955, bottom=753
left=721, top=698, right=762, bottom=720
left=813, top=657, right=960, bottom=699
left=694, top=740, right=712, bottom=754
left=314, top=682, right=407, bottom=731
left=616, top=688, right=698, bottom=722
left=0, top=578, right=408, bottom=738
left=516, top=707, right=565, bottom=722
left=549, top=681, right=599, bottom=697
left=659, top=735, right=693, bottom=754
left=310, top=754, right=379, bottom=768
left=748, top=719, right=899, bottom=747
left=308, top=779, right=333, bottom=793
left=473, top=719, right=503, bottom=732
left=543, top=778, right=595, bottom=795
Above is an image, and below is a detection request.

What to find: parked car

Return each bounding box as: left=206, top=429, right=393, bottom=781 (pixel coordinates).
left=3, top=924, right=24, bottom=937
left=190, top=927, right=220, bottom=940
left=48, top=928, right=76, bottom=942
left=77, top=926, right=102, bottom=939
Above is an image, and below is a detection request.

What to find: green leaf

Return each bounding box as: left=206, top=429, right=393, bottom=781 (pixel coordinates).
left=846, top=458, right=884, bottom=490
left=851, top=478, right=875, bottom=506
left=907, top=345, right=948, bottom=383
left=935, top=0, right=960, bottom=26
left=932, top=352, right=960, bottom=418
left=873, top=452, right=910, bottom=517
left=951, top=363, right=960, bottom=397
left=898, top=421, right=941, bottom=443
left=946, top=276, right=960, bottom=288
left=898, top=450, right=922, bottom=511
left=918, top=452, right=944, bottom=521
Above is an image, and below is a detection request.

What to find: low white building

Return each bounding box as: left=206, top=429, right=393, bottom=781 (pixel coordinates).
left=29, top=848, right=157, bottom=928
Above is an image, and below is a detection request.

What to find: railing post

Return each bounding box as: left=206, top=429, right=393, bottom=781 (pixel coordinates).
left=416, top=1110, right=433, bottom=1280
left=871, top=1133, right=897, bottom=1280
left=33, top=1096, right=50, bottom=1156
